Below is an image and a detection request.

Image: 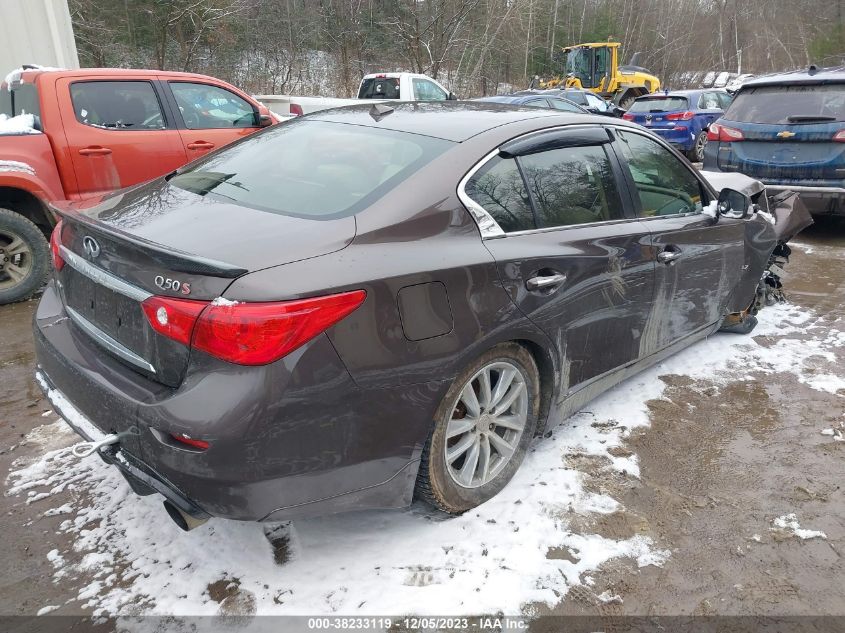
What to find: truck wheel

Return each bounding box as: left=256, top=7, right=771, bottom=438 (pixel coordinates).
left=0, top=208, right=50, bottom=304
left=415, top=343, right=540, bottom=514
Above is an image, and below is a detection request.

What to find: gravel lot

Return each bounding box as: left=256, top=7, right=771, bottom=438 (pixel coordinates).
left=1, top=218, right=843, bottom=629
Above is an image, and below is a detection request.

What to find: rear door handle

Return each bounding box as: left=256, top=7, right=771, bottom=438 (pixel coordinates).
left=526, top=273, right=567, bottom=292
left=657, top=248, right=681, bottom=264
left=187, top=141, right=215, bottom=150
left=78, top=146, right=112, bottom=156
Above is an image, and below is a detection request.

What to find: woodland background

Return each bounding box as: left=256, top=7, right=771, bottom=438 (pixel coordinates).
left=69, top=0, right=845, bottom=96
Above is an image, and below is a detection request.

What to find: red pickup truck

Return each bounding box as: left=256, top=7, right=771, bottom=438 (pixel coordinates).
left=0, top=66, right=274, bottom=304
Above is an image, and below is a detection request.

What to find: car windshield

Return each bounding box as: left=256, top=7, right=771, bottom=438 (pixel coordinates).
left=170, top=120, right=452, bottom=218
left=628, top=97, right=689, bottom=113
left=724, top=84, right=845, bottom=123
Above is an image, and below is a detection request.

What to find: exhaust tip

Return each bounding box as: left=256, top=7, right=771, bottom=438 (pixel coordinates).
left=163, top=500, right=208, bottom=532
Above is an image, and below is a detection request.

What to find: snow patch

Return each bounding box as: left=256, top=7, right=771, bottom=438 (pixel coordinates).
left=701, top=201, right=718, bottom=218
left=36, top=605, right=60, bottom=616
left=0, top=114, right=40, bottom=136
left=211, top=297, right=240, bottom=307
left=771, top=514, right=827, bottom=540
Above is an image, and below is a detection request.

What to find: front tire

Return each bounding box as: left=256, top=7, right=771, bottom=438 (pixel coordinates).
left=415, top=343, right=540, bottom=514
left=0, top=208, right=50, bottom=305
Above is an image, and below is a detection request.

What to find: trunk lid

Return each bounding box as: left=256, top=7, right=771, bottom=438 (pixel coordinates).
left=55, top=179, right=356, bottom=387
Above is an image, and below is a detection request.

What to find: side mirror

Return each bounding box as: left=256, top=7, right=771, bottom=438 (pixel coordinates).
left=447, top=92, right=458, bottom=101
left=258, top=114, right=274, bottom=127
left=586, top=106, right=601, bottom=114
left=718, top=188, right=751, bottom=219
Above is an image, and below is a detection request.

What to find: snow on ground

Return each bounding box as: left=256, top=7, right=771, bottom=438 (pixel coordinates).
left=6, top=303, right=843, bottom=620
left=771, top=514, right=827, bottom=540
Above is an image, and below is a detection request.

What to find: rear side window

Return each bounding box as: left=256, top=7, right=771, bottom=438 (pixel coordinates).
left=169, top=82, right=257, bottom=129
left=519, top=145, right=625, bottom=227
left=464, top=156, right=535, bottom=232
left=0, top=83, right=40, bottom=118
left=358, top=77, right=400, bottom=99
left=698, top=92, right=722, bottom=109
left=724, top=84, right=845, bottom=123
left=70, top=81, right=165, bottom=130
left=169, top=120, right=452, bottom=218
left=629, top=97, right=689, bottom=113
left=616, top=130, right=706, bottom=216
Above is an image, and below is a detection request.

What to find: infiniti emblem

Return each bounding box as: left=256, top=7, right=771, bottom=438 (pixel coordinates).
left=82, top=236, right=101, bottom=258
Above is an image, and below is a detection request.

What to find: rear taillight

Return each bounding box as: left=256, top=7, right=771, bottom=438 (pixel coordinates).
left=289, top=103, right=304, bottom=116
left=666, top=111, right=695, bottom=121
left=141, top=290, right=366, bottom=365
left=622, top=113, right=635, bottom=121
left=141, top=296, right=207, bottom=346
left=707, top=122, right=744, bottom=142
left=49, top=219, right=64, bottom=271
left=833, top=130, right=845, bottom=142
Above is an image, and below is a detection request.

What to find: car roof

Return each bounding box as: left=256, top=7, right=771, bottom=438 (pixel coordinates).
left=305, top=101, right=602, bottom=142
left=636, top=89, right=708, bottom=100
left=475, top=95, right=553, bottom=105
left=741, top=66, right=845, bottom=88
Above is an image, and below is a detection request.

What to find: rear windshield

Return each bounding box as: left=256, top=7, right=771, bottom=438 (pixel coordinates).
left=0, top=83, right=41, bottom=118
left=628, top=97, right=689, bottom=113
left=169, top=120, right=452, bottom=218
left=358, top=77, right=401, bottom=99
left=725, top=84, right=845, bottom=123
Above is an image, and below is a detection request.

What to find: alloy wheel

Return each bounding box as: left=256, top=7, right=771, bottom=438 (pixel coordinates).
left=0, top=229, right=33, bottom=291
left=444, top=361, right=529, bottom=488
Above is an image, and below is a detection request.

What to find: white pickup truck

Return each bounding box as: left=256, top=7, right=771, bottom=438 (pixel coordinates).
left=255, top=72, right=456, bottom=118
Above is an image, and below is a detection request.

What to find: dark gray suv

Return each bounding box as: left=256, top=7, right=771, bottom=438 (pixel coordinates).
left=35, top=102, right=781, bottom=530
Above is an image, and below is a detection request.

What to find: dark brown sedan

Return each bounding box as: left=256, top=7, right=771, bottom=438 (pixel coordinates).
left=34, top=102, right=777, bottom=530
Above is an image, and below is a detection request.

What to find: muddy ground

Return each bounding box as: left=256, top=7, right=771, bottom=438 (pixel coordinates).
left=1, top=217, right=844, bottom=627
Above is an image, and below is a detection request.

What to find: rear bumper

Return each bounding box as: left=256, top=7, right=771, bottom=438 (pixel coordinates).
left=33, top=280, right=441, bottom=522
left=761, top=183, right=845, bottom=215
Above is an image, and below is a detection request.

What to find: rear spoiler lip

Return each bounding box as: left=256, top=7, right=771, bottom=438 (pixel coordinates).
left=51, top=205, right=248, bottom=279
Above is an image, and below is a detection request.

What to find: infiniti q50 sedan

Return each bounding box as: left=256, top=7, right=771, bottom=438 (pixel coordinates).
left=35, top=102, right=781, bottom=530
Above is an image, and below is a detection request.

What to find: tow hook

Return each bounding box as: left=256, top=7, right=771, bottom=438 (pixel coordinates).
left=71, top=427, right=138, bottom=458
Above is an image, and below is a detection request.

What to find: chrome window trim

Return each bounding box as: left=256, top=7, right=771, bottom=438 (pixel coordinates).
left=457, top=148, right=507, bottom=238
left=65, top=305, right=157, bottom=374
left=60, top=245, right=152, bottom=302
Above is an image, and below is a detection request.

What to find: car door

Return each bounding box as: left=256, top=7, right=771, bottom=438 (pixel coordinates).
left=465, top=127, right=656, bottom=394
left=164, top=80, right=262, bottom=159
left=56, top=77, right=188, bottom=199
left=611, top=127, right=746, bottom=354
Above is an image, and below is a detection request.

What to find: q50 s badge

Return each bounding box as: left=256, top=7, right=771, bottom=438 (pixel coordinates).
left=155, top=276, right=191, bottom=295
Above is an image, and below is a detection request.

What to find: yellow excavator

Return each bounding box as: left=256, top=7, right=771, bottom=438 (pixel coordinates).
left=541, top=42, right=661, bottom=109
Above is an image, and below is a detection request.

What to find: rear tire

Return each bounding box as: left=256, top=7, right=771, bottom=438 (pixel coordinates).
left=415, top=343, right=540, bottom=514
left=0, top=208, right=50, bottom=305
left=686, top=131, right=708, bottom=162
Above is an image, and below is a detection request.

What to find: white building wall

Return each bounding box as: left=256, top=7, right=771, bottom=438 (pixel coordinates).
left=0, top=0, right=79, bottom=75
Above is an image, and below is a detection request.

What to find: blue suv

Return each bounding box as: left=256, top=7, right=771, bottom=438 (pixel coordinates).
left=703, top=66, right=845, bottom=215
left=624, top=89, right=731, bottom=161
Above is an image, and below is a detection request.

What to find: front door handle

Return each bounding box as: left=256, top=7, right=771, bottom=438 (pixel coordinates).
left=78, top=146, right=112, bottom=156
left=657, top=248, right=681, bottom=264
left=187, top=141, right=215, bottom=150
left=526, top=273, right=567, bottom=292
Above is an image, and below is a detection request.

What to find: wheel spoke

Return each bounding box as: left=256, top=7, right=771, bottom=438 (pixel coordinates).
left=487, top=431, right=515, bottom=458
left=478, top=369, right=492, bottom=410
left=457, top=436, right=480, bottom=486
left=460, top=383, right=481, bottom=418
left=478, top=434, right=491, bottom=484
left=493, top=414, right=525, bottom=432
left=5, top=236, right=28, bottom=258
left=489, top=367, right=516, bottom=409
left=446, top=417, right=476, bottom=439
left=5, top=262, right=26, bottom=282
left=492, top=380, right=524, bottom=415
left=446, top=433, right=475, bottom=464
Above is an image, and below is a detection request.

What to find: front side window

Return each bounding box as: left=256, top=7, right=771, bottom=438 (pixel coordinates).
left=464, top=156, right=534, bottom=232
left=548, top=98, right=584, bottom=113
left=585, top=93, right=609, bottom=111
left=70, top=81, right=164, bottom=130
left=615, top=130, right=707, bottom=217
left=699, top=92, right=721, bottom=110
left=169, top=82, right=256, bottom=129
left=169, top=120, right=452, bottom=219
left=413, top=79, right=447, bottom=101
left=717, top=92, right=733, bottom=109
left=519, top=145, right=625, bottom=228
